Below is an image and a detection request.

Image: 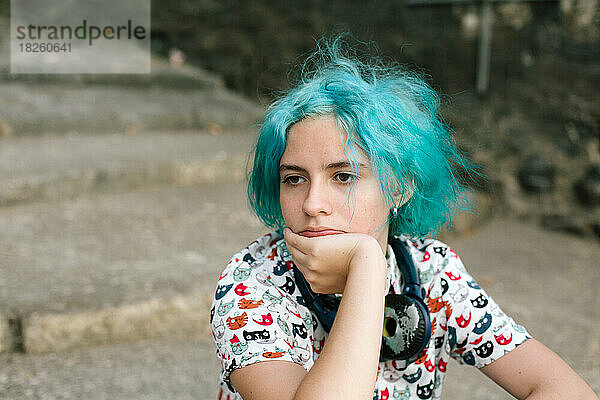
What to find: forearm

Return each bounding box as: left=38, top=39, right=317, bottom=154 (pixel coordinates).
left=293, top=241, right=387, bottom=400
left=526, top=386, right=599, bottom=400
left=525, top=378, right=599, bottom=400
left=482, top=338, right=599, bottom=400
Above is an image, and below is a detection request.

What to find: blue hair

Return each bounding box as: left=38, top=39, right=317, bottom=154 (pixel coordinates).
left=248, top=37, right=480, bottom=238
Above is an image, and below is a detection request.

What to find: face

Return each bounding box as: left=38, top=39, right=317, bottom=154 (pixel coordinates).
left=279, top=116, right=399, bottom=252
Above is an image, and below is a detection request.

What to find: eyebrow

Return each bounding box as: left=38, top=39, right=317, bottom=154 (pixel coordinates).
left=279, top=161, right=367, bottom=174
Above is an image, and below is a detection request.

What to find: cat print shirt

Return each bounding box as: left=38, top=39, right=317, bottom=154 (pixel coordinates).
left=210, top=230, right=531, bottom=400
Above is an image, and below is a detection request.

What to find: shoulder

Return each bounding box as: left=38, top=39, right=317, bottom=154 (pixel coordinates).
left=211, top=231, right=315, bottom=386
left=213, top=230, right=298, bottom=311
left=227, top=230, right=286, bottom=269
left=403, top=238, right=533, bottom=368
left=217, top=230, right=289, bottom=282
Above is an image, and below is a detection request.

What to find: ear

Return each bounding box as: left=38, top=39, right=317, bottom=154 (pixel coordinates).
left=392, top=179, right=414, bottom=208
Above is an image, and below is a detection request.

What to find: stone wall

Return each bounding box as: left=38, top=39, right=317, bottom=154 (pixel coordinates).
left=145, top=0, right=598, bottom=100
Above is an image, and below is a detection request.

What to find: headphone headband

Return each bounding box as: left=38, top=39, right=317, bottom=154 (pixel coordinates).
left=389, top=235, right=426, bottom=300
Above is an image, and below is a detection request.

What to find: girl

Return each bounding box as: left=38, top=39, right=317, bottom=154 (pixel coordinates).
left=210, top=37, right=597, bottom=400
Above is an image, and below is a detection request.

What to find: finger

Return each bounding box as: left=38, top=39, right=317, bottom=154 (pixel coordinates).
left=283, top=227, right=310, bottom=256
left=291, top=256, right=314, bottom=285
left=285, top=241, right=310, bottom=269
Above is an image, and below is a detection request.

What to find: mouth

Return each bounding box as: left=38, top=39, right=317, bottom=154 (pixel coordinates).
left=298, top=229, right=345, bottom=238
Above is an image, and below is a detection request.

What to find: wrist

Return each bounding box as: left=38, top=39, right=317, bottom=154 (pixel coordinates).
left=349, top=236, right=388, bottom=282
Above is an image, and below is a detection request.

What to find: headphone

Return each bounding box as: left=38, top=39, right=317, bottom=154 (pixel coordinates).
left=293, top=235, right=431, bottom=364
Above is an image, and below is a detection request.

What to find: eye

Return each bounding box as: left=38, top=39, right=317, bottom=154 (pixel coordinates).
left=281, top=175, right=305, bottom=185
left=335, top=172, right=357, bottom=184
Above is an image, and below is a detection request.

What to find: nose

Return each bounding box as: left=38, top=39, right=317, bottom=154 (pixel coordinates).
left=302, top=179, right=332, bottom=216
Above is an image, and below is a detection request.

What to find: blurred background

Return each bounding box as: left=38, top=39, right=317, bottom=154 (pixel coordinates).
left=0, top=0, right=598, bottom=399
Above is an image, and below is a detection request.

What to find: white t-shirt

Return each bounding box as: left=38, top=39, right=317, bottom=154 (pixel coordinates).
left=210, top=230, right=531, bottom=400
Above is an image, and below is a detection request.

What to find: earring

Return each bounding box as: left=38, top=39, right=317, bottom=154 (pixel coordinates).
left=392, top=206, right=399, bottom=218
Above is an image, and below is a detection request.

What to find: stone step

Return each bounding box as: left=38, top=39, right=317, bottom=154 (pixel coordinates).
left=0, top=129, right=256, bottom=206
left=0, top=15, right=226, bottom=90
left=0, top=181, right=267, bottom=353
left=1, top=338, right=222, bottom=400
left=0, top=335, right=561, bottom=400
left=0, top=13, right=263, bottom=139
left=0, top=82, right=263, bottom=138
left=0, top=336, right=522, bottom=400
left=1, top=58, right=226, bottom=91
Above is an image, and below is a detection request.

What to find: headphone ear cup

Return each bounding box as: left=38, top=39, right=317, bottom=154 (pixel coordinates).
left=380, top=293, right=431, bottom=363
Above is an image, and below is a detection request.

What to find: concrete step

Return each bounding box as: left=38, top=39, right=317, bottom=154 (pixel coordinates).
left=0, top=13, right=224, bottom=91
left=0, top=16, right=263, bottom=138
left=0, top=335, right=537, bottom=400
left=0, top=180, right=267, bottom=353
left=0, top=336, right=521, bottom=400
left=1, top=338, right=222, bottom=400
left=1, top=58, right=226, bottom=91
left=0, top=16, right=264, bottom=137
left=0, top=130, right=256, bottom=206
left=0, top=82, right=263, bottom=138
left=1, top=337, right=596, bottom=400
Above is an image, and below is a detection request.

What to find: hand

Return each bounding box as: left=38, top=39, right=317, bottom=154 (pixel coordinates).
left=283, top=227, right=385, bottom=294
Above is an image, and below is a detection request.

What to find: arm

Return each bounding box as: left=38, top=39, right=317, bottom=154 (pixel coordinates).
left=230, top=235, right=388, bottom=400
left=480, top=338, right=599, bottom=400
left=293, top=237, right=387, bottom=399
